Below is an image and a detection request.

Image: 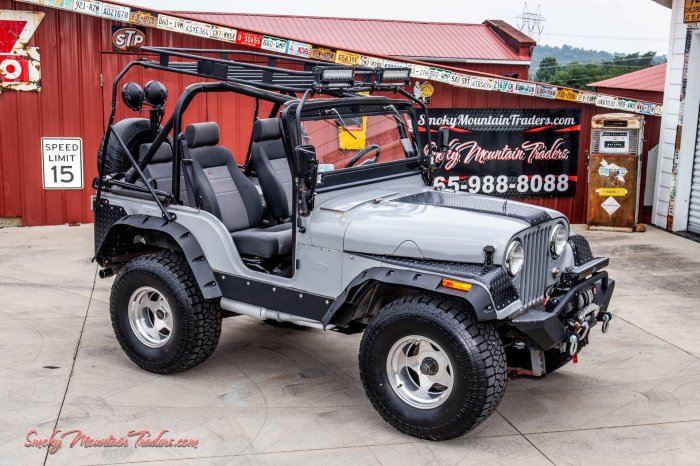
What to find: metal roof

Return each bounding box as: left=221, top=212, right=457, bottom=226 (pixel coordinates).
left=589, top=63, right=666, bottom=93
left=171, top=11, right=530, bottom=62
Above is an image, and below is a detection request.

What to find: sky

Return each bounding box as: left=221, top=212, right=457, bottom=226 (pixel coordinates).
left=128, top=0, right=672, bottom=55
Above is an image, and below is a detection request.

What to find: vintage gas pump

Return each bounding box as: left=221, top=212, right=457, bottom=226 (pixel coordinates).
left=586, top=113, right=645, bottom=231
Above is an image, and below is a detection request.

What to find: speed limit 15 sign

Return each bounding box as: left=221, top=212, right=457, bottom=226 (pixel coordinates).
left=41, top=138, right=84, bottom=189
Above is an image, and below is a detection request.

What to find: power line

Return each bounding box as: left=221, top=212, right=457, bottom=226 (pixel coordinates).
left=516, top=2, right=546, bottom=41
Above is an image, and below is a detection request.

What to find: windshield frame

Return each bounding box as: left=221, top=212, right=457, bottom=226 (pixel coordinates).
left=281, top=97, right=423, bottom=192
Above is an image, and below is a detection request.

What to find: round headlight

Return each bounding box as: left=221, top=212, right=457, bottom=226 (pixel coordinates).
left=505, top=240, right=524, bottom=277
left=550, top=223, right=568, bottom=258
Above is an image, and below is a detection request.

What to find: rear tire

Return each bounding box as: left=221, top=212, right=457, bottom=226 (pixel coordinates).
left=110, top=251, right=222, bottom=374
left=359, top=293, right=507, bottom=440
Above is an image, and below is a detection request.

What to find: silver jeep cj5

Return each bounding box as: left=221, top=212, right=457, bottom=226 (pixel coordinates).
left=93, top=47, right=614, bottom=441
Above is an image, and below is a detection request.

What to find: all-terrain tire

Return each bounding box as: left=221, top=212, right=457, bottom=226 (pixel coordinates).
left=359, top=293, right=507, bottom=441
left=110, top=251, right=222, bottom=374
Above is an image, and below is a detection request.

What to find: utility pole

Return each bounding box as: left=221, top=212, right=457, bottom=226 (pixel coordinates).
left=516, top=2, right=546, bottom=41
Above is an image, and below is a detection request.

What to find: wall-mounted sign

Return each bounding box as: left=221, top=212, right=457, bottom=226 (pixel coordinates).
left=41, top=138, right=84, bottom=190
left=420, top=108, right=580, bottom=198
left=0, top=10, right=43, bottom=92
left=18, top=0, right=664, bottom=117
left=685, top=0, right=700, bottom=23
left=235, top=30, right=262, bottom=48
left=309, top=47, right=335, bottom=62
left=111, top=26, right=145, bottom=52
left=413, top=81, right=434, bottom=104
left=287, top=40, right=312, bottom=58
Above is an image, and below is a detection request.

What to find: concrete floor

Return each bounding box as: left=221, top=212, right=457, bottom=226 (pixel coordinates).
left=1, top=224, right=700, bottom=466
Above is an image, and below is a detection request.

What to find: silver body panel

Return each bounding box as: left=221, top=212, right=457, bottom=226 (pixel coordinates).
left=100, top=172, right=576, bottom=320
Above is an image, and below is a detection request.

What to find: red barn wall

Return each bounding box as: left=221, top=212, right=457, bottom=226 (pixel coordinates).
left=0, top=0, right=658, bottom=226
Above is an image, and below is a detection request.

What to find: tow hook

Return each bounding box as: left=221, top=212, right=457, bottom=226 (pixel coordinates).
left=598, top=311, right=612, bottom=334
left=566, top=332, right=579, bottom=356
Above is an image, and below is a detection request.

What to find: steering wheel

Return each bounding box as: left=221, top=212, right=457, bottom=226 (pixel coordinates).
left=344, top=144, right=381, bottom=168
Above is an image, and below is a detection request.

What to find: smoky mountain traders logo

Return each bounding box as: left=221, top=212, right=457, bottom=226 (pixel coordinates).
left=419, top=108, right=581, bottom=198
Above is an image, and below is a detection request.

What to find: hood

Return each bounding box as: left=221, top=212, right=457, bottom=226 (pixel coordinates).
left=338, top=189, right=562, bottom=264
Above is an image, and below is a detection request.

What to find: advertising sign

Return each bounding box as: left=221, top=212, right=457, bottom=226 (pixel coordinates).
left=0, top=11, right=43, bottom=92
left=685, top=0, right=700, bottom=23
left=111, top=26, right=145, bottom=52
left=420, top=109, right=580, bottom=198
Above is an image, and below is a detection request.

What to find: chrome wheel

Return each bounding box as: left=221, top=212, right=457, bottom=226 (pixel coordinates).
left=128, top=286, right=173, bottom=348
left=386, top=335, right=454, bottom=409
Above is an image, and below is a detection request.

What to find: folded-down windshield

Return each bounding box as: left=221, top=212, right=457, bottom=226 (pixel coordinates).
left=300, top=111, right=417, bottom=172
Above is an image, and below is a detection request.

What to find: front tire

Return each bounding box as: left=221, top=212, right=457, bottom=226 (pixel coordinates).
left=359, top=293, right=507, bottom=440
left=110, top=251, right=222, bottom=374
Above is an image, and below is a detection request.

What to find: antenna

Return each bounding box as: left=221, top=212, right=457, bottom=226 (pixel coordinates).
left=516, top=2, right=546, bottom=42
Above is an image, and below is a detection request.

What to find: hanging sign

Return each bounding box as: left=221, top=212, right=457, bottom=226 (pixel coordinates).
left=235, top=30, right=262, bottom=48
left=421, top=108, right=580, bottom=198
left=16, top=0, right=664, bottom=116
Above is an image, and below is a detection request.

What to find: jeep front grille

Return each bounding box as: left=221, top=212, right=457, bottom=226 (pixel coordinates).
left=519, top=225, right=552, bottom=309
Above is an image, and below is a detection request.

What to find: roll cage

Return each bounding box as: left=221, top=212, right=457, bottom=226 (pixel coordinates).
left=95, top=46, right=436, bottom=221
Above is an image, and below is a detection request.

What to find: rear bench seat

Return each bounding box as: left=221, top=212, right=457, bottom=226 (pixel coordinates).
left=186, top=122, right=292, bottom=259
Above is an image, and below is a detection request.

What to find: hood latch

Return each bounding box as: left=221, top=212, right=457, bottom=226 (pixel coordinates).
left=483, top=245, right=495, bottom=268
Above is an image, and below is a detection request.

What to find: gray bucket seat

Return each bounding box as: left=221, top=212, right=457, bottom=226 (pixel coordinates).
left=251, top=118, right=293, bottom=220
left=186, top=122, right=292, bottom=258
left=139, top=143, right=188, bottom=201
left=121, top=143, right=190, bottom=204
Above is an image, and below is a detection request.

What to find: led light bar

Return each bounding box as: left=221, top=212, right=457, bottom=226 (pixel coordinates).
left=379, top=67, right=411, bottom=85
left=313, top=67, right=355, bottom=88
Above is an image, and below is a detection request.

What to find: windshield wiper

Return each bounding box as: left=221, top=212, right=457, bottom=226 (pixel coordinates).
left=330, top=108, right=358, bottom=139
left=387, top=105, right=408, bottom=130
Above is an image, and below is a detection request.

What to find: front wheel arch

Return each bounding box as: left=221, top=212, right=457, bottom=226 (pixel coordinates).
left=322, top=267, right=497, bottom=329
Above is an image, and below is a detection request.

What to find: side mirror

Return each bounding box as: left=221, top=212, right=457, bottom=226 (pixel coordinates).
left=294, top=144, right=317, bottom=177
left=438, top=127, right=450, bottom=151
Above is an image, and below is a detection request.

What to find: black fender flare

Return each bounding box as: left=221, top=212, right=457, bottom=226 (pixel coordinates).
left=96, top=214, right=222, bottom=300
left=321, top=267, right=497, bottom=328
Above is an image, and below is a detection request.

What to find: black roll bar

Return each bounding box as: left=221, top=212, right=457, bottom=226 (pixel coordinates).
left=97, top=46, right=428, bottom=216
left=109, top=126, right=175, bottom=221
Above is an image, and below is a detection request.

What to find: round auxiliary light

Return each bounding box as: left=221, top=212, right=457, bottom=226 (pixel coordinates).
left=144, top=80, right=168, bottom=108
left=550, top=223, right=568, bottom=258
left=121, top=82, right=144, bottom=112
left=505, top=240, right=525, bottom=277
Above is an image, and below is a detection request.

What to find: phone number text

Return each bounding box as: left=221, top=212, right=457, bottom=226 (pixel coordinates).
left=433, top=174, right=571, bottom=196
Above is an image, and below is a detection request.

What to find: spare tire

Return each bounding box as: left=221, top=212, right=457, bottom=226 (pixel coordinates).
left=97, top=118, right=171, bottom=175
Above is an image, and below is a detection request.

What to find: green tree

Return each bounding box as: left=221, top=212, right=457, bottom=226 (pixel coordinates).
left=534, top=56, right=559, bottom=82
left=539, top=51, right=658, bottom=90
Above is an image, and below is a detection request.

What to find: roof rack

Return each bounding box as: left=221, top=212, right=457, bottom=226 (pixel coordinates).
left=138, top=46, right=411, bottom=94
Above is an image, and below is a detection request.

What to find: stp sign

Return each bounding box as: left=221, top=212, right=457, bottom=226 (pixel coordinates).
left=112, top=27, right=146, bottom=52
